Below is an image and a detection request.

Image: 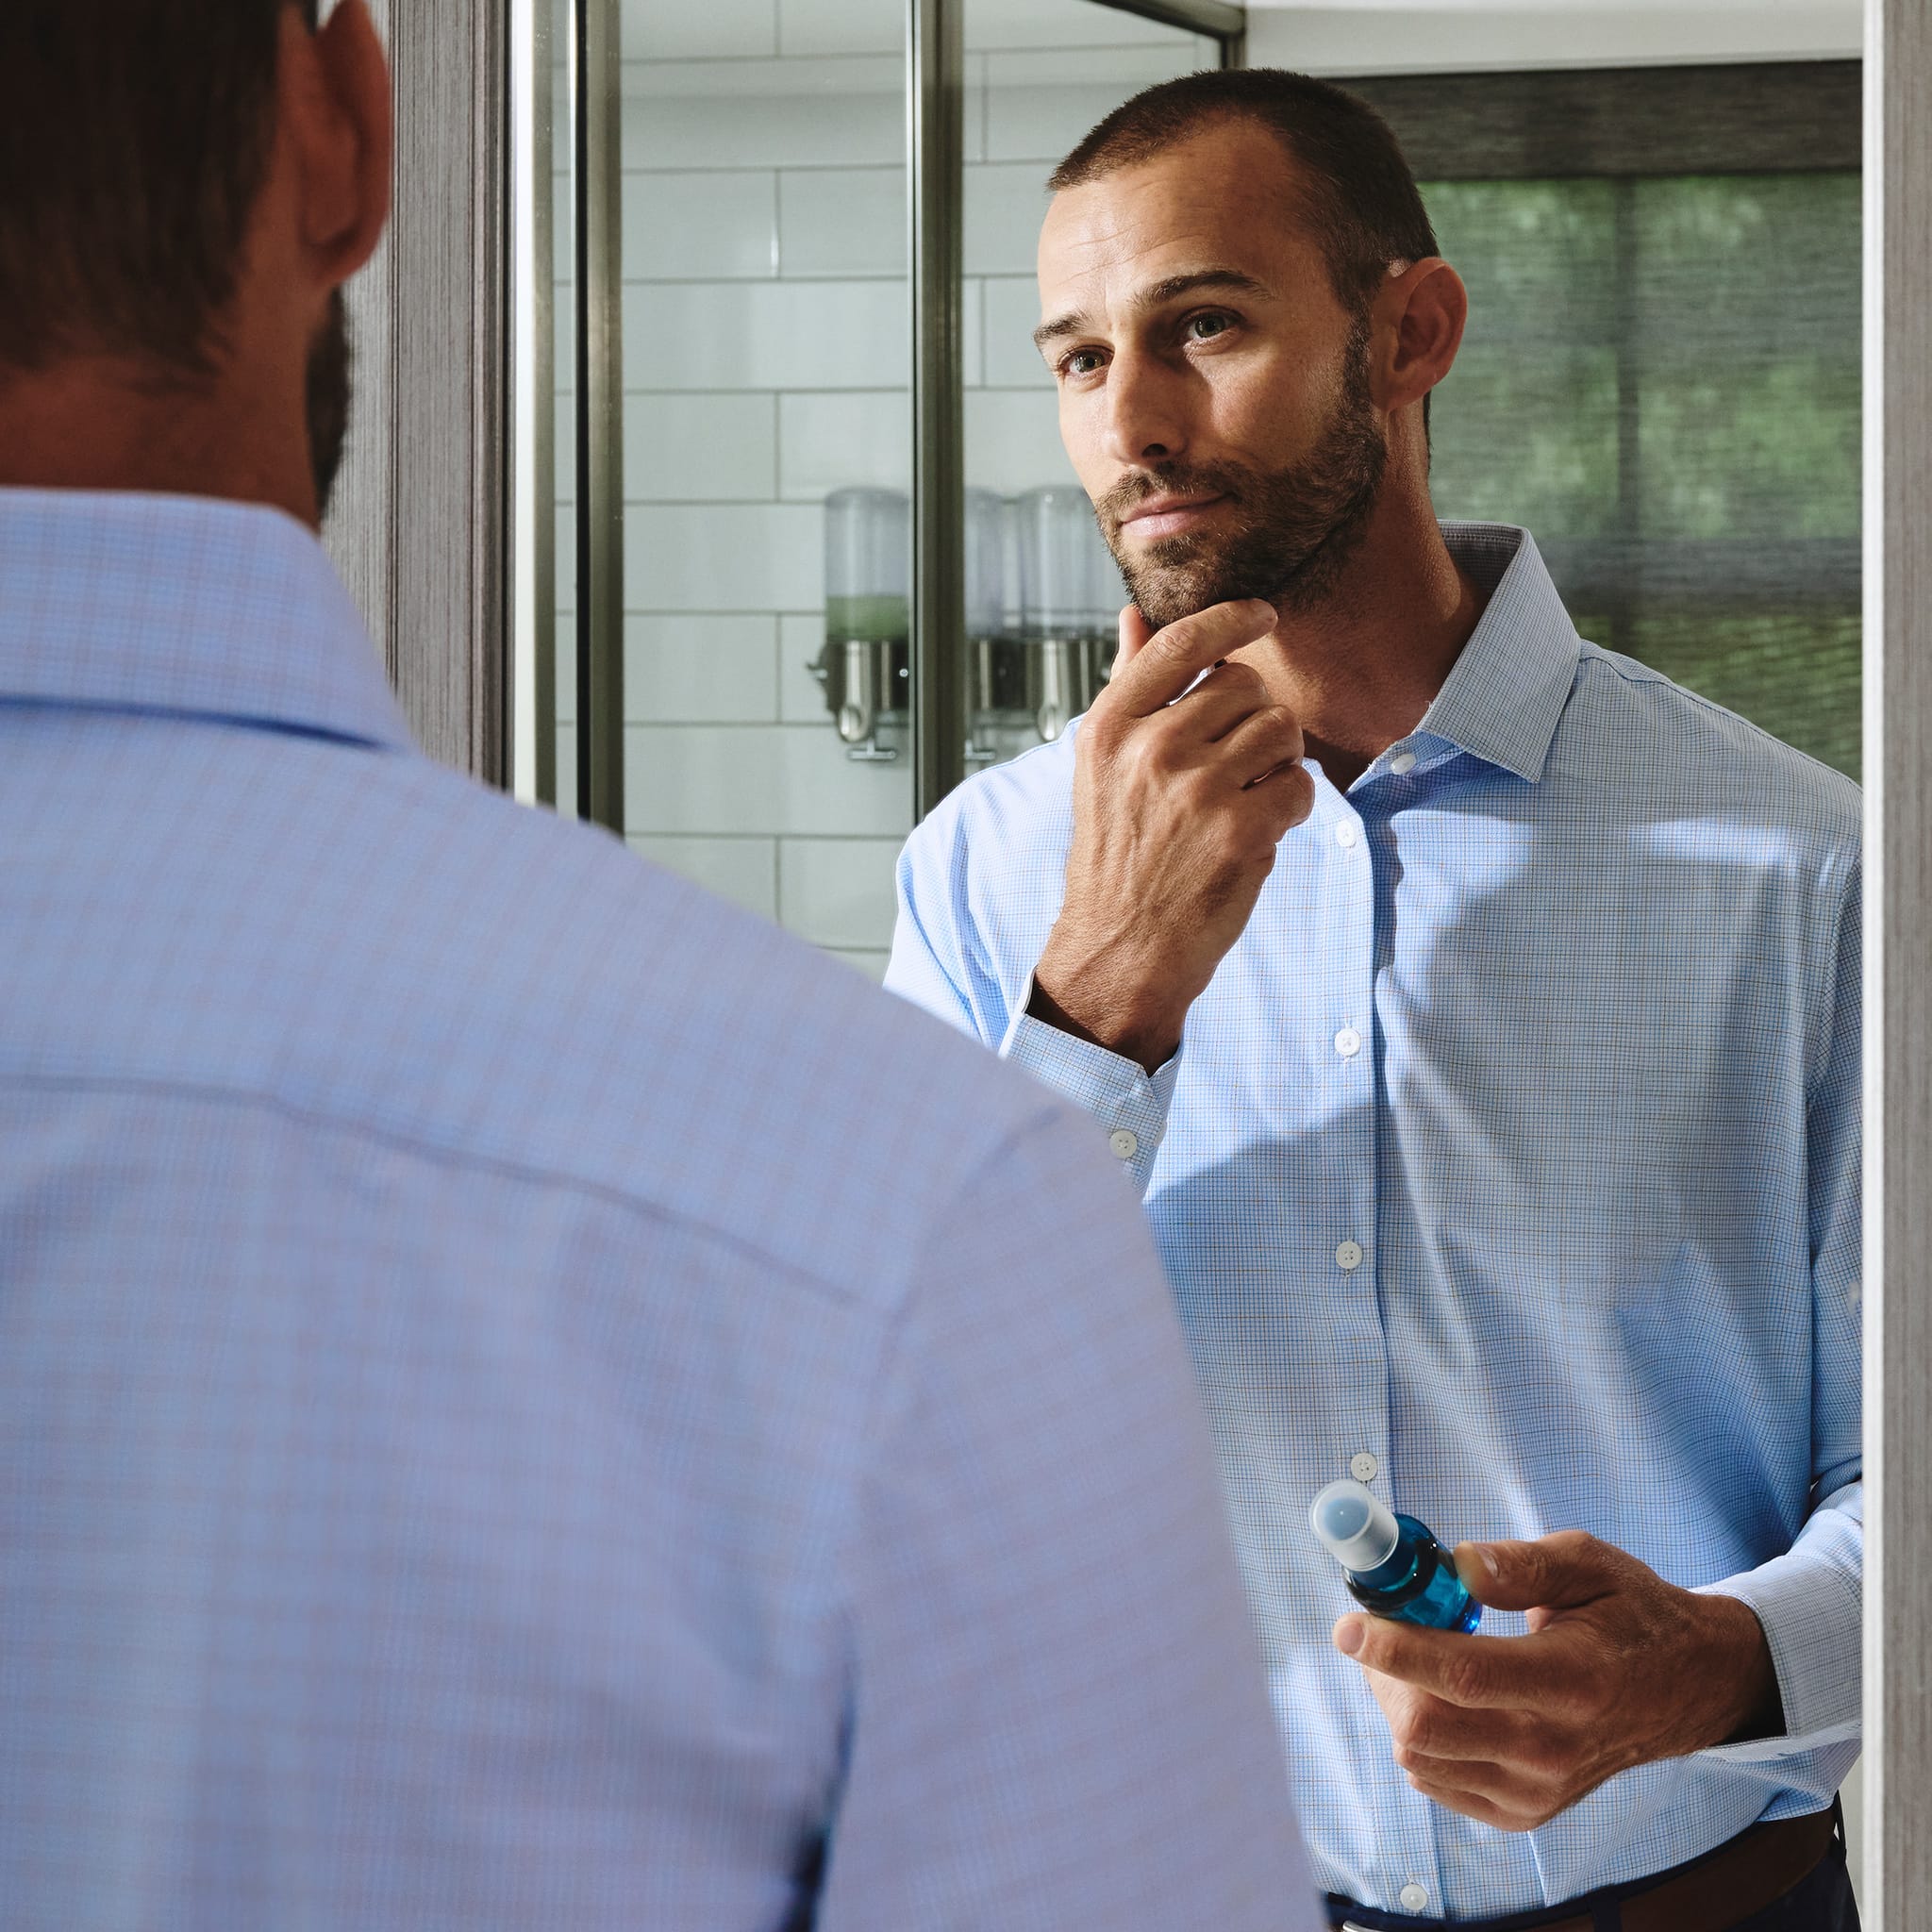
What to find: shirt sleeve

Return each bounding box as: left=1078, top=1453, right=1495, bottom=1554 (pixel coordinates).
left=1695, top=848, right=1862, bottom=1788
left=885, top=834, right=1181, bottom=1192
left=815, top=1106, right=1323, bottom=1932
left=999, top=976, right=1181, bottom=1193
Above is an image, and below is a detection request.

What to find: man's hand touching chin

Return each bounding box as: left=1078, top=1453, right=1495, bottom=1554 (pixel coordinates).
left=1030, top=598, right=1313, bottom=1074
left=1332, top=1530, right=1783, bottom=1832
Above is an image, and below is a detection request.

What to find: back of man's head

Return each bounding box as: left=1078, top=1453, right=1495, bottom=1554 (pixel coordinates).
left=0, top=1, right=314, bottom=380
left=0, top=0, right=385, bottom=525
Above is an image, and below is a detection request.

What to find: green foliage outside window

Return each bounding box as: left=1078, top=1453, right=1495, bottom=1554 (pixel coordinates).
left=1424, top=172, right=1861, bottom=778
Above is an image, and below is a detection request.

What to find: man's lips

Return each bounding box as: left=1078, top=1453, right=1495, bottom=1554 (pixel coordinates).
left=1117, top=494, right=1228, bottom=540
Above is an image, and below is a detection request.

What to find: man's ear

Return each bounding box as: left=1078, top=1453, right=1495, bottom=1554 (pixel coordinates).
left=1373, top=258, right=1467, bottom=417
left=286, top=0, right=391, bottom=290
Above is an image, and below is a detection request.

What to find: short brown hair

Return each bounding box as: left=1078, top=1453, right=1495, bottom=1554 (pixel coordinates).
left=0, top=0, right=315, bottom=379
left=1050, top=68, right=1439, bottom=317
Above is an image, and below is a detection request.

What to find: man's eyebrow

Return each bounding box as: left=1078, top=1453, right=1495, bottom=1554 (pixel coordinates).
left=1031, top=268, right=1274, bottom=353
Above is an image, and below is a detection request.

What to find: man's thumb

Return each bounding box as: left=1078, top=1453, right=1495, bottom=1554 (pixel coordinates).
left=1453, top=1530, right=1619, bottom=1613
left=1111, top=604, right=1152, bottom=678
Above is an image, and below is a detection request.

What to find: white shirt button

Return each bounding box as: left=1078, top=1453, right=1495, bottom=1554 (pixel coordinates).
left=1108, top=1128, right=1139, bottom=1161
left=1334, top=821, right=1358, bottom=850
left=1390, top=751, right=1418, bottom=774
left=1336, top=1240, right=1363, bottom=1272
left=1399, top=1883, right=1429, bottom=1913
left=1334, top=1025, right=1362, bottom=1059
left=1350, top=1451, right=1379, bottom=1482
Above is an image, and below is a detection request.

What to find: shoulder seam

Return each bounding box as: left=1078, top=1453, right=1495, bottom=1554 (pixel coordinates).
left=1, top=1066, right=883, bottom=1313
left=1573, top=644, right=1861, bottom=796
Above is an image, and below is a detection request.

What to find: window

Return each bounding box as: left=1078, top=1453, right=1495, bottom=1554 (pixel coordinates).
left=1349, top=62, right=1861, bottom=777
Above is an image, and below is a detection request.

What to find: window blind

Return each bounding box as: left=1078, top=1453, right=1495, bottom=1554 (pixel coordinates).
left=1347, top=63, right=1861, bottom=778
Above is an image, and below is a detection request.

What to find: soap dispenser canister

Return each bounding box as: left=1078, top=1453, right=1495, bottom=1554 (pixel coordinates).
left=819, top=486, right=909, bottom=760
left=1309, top=1478, right=1482, bottom=1634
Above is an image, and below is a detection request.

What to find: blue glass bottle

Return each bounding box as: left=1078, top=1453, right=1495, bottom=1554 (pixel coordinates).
left=1309, top=1478, right=1481, bottom=1634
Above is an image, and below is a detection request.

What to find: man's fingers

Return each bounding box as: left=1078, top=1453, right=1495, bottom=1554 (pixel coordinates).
left=1369, top=1681, right=1537, bottom=1764
left=1106, top=599, right=1278, bottom=718
left=1394, top=1748, right=1521, bottom=1797
left=1454, top=1530, right=1624, bottom=1614
left=1335, top=1614, right=1574, bottom=1710
left=1402, top=1772, right=1536, bottom=1835
left=1158, top=664, right=1273, bottom=748
left=1111, top=604, right=1153, bottom=679
left=1217, top=705, right=1305, bottom=788
left=1248, top=761, right=1317, bottom=840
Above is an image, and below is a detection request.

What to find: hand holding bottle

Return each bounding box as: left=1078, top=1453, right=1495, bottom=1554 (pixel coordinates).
left=1331, top=1531, right=1782, bottom=1832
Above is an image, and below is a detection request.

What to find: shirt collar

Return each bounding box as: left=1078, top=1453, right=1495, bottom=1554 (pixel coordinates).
left=1409, top=523, right=1581, bottom=784
left=0, top=488, right=413, bottom=753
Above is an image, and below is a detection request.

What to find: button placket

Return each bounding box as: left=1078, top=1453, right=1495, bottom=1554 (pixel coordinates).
left=1324, top=772, right=1394, bottom=1780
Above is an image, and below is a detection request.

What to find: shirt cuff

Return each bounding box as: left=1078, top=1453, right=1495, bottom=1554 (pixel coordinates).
left=1693, top=1551, right=1862, bottom=1763
left=999, top=974, right=1181, bottom=1192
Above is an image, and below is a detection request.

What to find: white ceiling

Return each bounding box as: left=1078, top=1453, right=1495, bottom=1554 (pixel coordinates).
left=1246, top=0, right=1846, bottom=10
left=1245, top=0, right=1860, bottom=73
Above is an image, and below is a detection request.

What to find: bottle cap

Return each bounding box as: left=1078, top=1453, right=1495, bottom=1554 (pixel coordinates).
left=1309, top=1477, right=1400, bottom=1574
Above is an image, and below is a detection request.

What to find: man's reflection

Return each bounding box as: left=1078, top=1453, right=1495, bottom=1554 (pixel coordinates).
left=888, top=68, right=1860, bottom=1932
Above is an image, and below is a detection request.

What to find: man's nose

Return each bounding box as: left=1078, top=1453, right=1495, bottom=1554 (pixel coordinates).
left=1102, top=348, right=1191, bottom=468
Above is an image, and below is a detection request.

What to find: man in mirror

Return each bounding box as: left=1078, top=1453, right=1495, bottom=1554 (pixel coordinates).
left=889, top=69, right=1861, bottom=1932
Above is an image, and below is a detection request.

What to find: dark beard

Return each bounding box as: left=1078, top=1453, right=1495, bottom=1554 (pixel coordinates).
left=306, top=289, right=352, bottom=523
left=1094, top=320, right=1386, bottom=630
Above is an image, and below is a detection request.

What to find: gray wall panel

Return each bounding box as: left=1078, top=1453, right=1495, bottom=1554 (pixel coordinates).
left=325, top=0, right=509, bottom=787
left=1866, top=0, right=1931, bottom=1917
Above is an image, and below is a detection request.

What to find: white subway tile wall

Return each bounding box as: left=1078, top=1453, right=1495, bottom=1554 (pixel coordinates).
left=777, top=391, right=911, bottom=500
left=559, top=0, right=1213, bottom=958
left=778, top=169, right=906, bottom=277
left=623, top=725, right=913, bottom=838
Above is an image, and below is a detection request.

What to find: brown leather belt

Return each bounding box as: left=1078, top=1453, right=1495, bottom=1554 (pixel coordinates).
left=1339, top=1805, right=1840, bottom=1932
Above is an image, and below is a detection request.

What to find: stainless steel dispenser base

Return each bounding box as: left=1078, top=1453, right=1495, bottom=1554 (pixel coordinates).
left=809, top=637, right=911, bottom=761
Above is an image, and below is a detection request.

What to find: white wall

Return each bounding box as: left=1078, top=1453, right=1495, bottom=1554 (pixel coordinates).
left=1246, top=0, right=1860, bottom=75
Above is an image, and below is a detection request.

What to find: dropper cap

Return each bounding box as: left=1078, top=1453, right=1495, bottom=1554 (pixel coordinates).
left=1310, top=1478, right=1400, bottom=1574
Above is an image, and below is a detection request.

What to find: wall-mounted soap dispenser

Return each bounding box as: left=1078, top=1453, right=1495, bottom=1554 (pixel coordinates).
left=963, top=487, right=1026, bottom=766
left=815, top=487, right=910, bottom=761
left=1017, top=486, right=1120, bottom=743
left=813, top=482, right=1129, bottom=766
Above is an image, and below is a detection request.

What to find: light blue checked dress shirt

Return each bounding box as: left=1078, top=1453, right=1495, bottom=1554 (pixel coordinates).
left=0, top=489, right=1323, bottom=1932
left=889, top=523, right=1863, bottom=1921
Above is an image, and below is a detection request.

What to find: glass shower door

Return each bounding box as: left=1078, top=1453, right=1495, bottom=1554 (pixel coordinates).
left=608, top=3, right=916, bottom=977
left=516, top=0, right=1237, bottom=976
